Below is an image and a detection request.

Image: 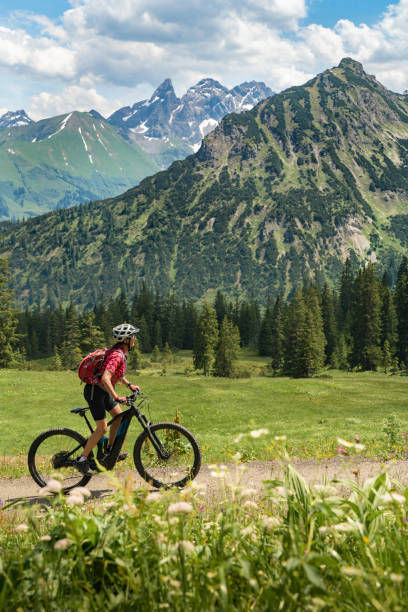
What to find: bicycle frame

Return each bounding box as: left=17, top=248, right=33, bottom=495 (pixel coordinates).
left=78, top=394, right=170, bottom=471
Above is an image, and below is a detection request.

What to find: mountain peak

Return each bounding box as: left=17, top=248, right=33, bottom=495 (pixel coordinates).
left=338, top=57, right=364, bottom=74
left=151, top=78, right=176, bottom=100
left=0, top=109, right=33, bottom=128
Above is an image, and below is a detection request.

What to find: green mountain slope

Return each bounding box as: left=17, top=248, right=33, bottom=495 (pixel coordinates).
left=0, top=112, right=159, bottom=220
left=2, top=58, right=408, bottom=308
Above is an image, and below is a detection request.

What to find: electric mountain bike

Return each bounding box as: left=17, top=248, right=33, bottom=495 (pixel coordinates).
left=28, top=391, right=201, bottom=492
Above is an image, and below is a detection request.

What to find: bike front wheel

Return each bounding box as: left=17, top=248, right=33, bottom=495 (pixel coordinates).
left=28, top=428, right=91, bottom=492
left=133, top=422, right=201, bottom=489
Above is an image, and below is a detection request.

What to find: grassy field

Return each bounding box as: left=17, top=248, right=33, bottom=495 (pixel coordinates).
left=1, top=349, right=408, bottom=477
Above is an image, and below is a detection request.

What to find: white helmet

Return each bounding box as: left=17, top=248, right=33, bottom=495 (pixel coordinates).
left=112, top=323, right=140, bottom=341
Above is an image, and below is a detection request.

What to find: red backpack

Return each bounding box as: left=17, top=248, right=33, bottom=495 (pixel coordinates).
left=78, top=348, right=108, bottom=384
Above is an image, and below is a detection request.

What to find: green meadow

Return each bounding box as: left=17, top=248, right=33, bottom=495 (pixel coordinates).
left=1, top=350, right=408, bottom=477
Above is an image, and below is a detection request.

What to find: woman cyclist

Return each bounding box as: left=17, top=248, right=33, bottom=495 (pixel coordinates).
left=76, top=323, right=140, bottom=474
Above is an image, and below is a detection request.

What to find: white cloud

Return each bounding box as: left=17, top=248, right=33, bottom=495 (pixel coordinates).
left=0, top=25, right=76, bottom=78
left=0, top=0, right=408, bottom=118
left=27, top=84, right=121, bottom=120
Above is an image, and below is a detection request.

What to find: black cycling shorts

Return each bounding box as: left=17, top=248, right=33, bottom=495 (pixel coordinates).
left=84, top=384, right=117, bottom=421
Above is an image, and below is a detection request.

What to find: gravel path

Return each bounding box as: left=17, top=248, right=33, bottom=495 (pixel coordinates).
left=1, top=457, right=408, bottom=506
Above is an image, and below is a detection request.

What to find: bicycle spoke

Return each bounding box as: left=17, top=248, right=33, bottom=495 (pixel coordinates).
left=134, top=423, right=201, bottom=488
left=28, top=429, right=91, bottom=491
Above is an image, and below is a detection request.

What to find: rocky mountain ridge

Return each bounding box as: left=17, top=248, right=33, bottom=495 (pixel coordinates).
left=108, top=78, right=273, bottom=151
left=0, top=78, right=272, bottom=220
left=2, top=58, right=408, bottom=308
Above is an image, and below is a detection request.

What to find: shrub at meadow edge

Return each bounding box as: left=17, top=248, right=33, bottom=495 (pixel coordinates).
left=1, top=436, right=408, bottom=611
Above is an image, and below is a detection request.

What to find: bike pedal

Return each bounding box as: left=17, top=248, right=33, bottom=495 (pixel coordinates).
left=117, top=453, right=128, bottom=462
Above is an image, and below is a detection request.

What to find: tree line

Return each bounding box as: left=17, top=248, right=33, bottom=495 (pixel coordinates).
left=2, top=256, right=408, bottom=377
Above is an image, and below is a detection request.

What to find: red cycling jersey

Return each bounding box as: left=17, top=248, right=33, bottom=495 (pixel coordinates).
left=98, top=347, right=127, bottom=386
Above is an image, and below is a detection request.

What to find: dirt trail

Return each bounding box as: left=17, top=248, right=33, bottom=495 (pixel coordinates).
left=2, top=457, right=408, bottom=506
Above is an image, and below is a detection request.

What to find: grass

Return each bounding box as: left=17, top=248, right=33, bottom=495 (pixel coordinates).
left=2, top=460, right=408, bottom=609
left=1, top=350, right=408, bottom=477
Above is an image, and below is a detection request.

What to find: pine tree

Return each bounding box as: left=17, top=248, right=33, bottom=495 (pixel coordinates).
left=151, top=345, right=161, bottom=362
left=193, top=302, right=219, bottom=375
left=383, top=339, right=392, bottom=373
left=214, top=316, right=240, bottom=377
left=60, top=303, right=81, bottom=369
left=394, top=257, right=408, bottom=364
left=79, top=311, right=106, bottom=354
left=351, top=265, right=382, bottom=370
left=283, top=289, right=326, bottom=377
left=258, top=301, right=273, bottom=356
left=214, top=290, right=227, bottom=327
left=0, top=258, right=19, bottom=368
left=321, top=284, right=338, bottom=366
left=270, top=295, right=285, bottom=373
left=128, top=336, right=142, bottom=370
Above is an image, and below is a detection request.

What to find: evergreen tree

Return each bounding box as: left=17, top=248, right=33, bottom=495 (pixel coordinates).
left=283, top=289, right=326, bottom=377
left=270, top=295, right=285, bottom=373
left=394, top=257, right=408, bottom=364
left=321, top=284, right=338, bottom=366
left=193, top=302, right=219, bottom=375
left=351, top=266, right=382, bottom=370
left=137, top=315, right=152, bottom=353
left=383, top=339, right=392, bottom=373
left=0, top=258, right=19, bottom=368
left=339, top=257, right=355, bottom=337
left=214, top=316, right=241, bottom=377
left=79, top=311, right=106, bottom=354
left=380, top=272, right=397, bottom=354
left=258, top=301, right=273, bottom=356
left=60, top=303, right=81, bottom=369
left=214, top=291, right=227, bottom=327
left=151, top=345, right=161, bottom=362
left=128, top=336, right=142, bottom=370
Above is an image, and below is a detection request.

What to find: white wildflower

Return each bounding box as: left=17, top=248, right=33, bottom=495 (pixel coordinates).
left=145, top=492, right=162, bottom=503
left=241, top=525, right=256, bottom=537
left=15, top=523, right=29, bottom=532
left=39, top=479, right=62, bottom=495
left=66, top=493, right=84, bottom=506
left=391, top=492, right=406, bottom=504
left=54, top=538, right=72, bottom=550
left=250, top=428, right=269, bottom=438
left=333, top=522, right=354, bottom=532
left=231, top=452, right=242, bottom=461
left=175, top=540, right=195, bottom=553
left=243, top=500, right=258, bottom=510
left=390, top=573, right=404, bottom=583
left=355, top=443, right=365, bottom=453
left=71, top=486, right=91, bottom=498
left=168, top=501, right=193, bottom=515
left=261, top=516, right=281, bottom=529
left=40, top=535, right=52, bottom=541
left=123, top=503, right=137, bottom=512
left=274, top=435, right=287, bottom=441
left=234, top=433, right=245, bottom=443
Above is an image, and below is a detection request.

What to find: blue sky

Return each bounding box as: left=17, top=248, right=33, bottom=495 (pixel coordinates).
left=0, top=0, right=406, bottom=120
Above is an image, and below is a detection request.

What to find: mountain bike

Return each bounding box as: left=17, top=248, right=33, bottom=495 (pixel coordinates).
left=28, top=391, right=201, bottom=492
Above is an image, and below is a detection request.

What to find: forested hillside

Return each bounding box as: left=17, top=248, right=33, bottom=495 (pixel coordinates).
left=2, top=58, right=408, bottom=308
left=9, top=258, right=408, bottom=377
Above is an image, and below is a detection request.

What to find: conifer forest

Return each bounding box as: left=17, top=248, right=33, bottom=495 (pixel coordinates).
left=3, top=255, right=408, bottom=378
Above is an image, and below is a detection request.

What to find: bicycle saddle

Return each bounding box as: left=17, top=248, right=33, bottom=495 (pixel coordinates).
left=71, top=407, right=90, bottom=414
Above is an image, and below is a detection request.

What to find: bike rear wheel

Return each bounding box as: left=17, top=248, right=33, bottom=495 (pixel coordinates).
left=133, top=422, right=201, bottom=489
left=28, top=428, right=91, bottom=492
